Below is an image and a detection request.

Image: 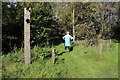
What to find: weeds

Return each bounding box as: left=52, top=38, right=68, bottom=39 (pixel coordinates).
left=2, top=39, right=118, bottom=78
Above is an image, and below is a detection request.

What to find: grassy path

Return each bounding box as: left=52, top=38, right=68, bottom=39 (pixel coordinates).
left=2, top=41, right=118, bottom=78
left=55, top=43, right=118, bottom=78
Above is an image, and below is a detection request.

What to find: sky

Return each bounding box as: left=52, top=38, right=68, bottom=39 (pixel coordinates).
left=9, top=0, right=16, bottom=3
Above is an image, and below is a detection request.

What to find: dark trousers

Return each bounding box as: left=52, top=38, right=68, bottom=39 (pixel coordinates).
left=65, top=46, right=70, bottom=51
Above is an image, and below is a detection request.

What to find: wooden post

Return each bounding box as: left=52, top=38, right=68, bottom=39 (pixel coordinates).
left=24, top=8, right=30, bottom=64
left=72, top=7, right=75, bottom=42
left=99, top=41, right=102, bottom=55
left=52, top=48, right=55, bottom=64
left=98, top=34, right=102, bottom=55
left=107, top=41, right=109, bottom=52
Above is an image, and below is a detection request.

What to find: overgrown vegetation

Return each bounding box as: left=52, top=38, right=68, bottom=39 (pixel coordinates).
left=2, top=40, right=118, bottom=78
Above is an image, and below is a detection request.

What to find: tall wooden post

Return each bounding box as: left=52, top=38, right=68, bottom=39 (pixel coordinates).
left=24, top=8, right=30, bottom=64
left=72, top=8, right=75, bottom=42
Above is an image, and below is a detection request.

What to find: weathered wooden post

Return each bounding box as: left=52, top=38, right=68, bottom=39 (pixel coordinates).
left=98, top=34, right=102, bottom=55
left=72, top=6, right=75, bottom=42
left=106, top=41, right=110, bottom=52
left=99, top=41, right=102, bottom=55
left=52, top=48, right=55, bottom=64
left=24, top=7, right=31, bottom=64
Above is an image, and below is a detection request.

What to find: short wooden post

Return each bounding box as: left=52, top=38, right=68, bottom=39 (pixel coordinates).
left=107, top=40, right=111, bottom=52
left=52, top=48, right=55, bottom=64
left=99, top=41, right=102, bottom=55
left=98, top=34, right=102, bottom=55
left=107, top=43, right=109, bottom=52
left=24, top=7, right=31, bottom=64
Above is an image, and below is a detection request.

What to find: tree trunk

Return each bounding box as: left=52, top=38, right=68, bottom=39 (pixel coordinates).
left=24, top=8, right=30, bottom=64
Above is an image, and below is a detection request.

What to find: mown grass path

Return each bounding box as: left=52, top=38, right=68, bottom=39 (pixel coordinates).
left=55, top=43, right=118, bottom=78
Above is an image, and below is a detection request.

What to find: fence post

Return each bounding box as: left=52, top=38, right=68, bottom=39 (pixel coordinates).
left=52, top=48, right=55, bottom=64
left=99, top=41, right=102, bottom=55
left=24, top=7, right=31, bottom=64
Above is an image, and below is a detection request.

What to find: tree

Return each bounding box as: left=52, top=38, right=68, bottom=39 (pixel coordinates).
left=2, top=2, right=23, bottom=53
left=2, top=2, right=62, bottom=54
left=50, top=2, right=83, bottom=41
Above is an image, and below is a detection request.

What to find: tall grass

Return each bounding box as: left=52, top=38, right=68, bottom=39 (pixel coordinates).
left=2, top=39, right=118, bottom=78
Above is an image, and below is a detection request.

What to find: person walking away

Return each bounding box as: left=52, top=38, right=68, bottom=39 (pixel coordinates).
left=62, top=32, right=73, bottom=52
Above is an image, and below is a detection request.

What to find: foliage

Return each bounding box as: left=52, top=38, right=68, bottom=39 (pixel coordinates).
left=2, top=2, right=119, bottom=78
left=31, top=46, right=52, bottom=61
left=51, top=2, right=119, bottom=41
left=2, top=2, right=119, bottom=54
left=2, top=2, right=62, bottom=54
left=2, top=40, right=118, bottom=78
left=2, top=2, right=24, bottom=53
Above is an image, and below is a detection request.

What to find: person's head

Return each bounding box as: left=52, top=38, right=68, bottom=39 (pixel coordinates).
left=66, top=32, right=69, bottom=35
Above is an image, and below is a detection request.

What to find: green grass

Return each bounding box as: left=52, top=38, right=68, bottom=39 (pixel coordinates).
left=1, top=40, right=118, bottom=78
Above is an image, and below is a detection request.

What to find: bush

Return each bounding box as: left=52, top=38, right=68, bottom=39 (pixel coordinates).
left=31, top=46, right=52, bottom=62
left=87, top=39, right=98, bottom=47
